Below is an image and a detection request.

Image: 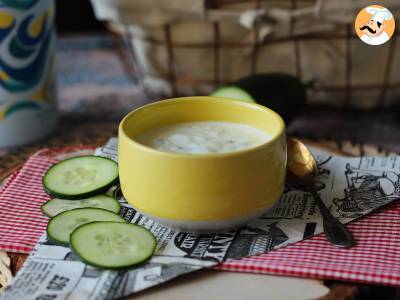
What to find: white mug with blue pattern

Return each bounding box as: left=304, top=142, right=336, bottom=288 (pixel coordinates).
left=0, top=0, right=57, bottom=148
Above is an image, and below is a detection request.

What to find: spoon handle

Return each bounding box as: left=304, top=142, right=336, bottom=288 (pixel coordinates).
left=308, top=187, right=356, bottom=248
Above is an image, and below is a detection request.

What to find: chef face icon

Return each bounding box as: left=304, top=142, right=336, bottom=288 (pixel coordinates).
left=355, top=5, right=395, bottom=45
left=360, top=19, right=386, bottom=38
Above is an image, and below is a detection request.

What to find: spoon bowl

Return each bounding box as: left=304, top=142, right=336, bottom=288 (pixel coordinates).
left=287, top=138, right=356, bottom=248
left=287, top=138, right=318, bottom=183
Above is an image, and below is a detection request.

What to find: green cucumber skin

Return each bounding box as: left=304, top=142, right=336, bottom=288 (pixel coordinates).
left=41, top=196, right=121, bottom=218
left=47, top=222, right=70, bottom=247
left=71, top=240, right=156, bottom=270
left=46, top=208, right=126, bottom=247
left=43, top=178, right=119, bottom=200
left=211, top=87, right=255, bottom=103
left=70, top=222, right=157, bottom=270
left=42, top=155, right=119, bottom=200
left=47, top=233, right=70, bottom=247
left=233, top=73, right=306, bottom=124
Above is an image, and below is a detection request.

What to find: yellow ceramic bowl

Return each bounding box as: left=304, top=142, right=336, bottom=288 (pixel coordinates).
left=119, top=96, right=286, bottom=231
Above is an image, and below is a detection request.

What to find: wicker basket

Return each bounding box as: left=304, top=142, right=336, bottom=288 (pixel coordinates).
left=91, top=0, right=400, bottom=109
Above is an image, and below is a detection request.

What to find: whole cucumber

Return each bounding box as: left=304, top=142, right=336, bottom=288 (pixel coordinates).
left=211, top=73, right=307, bottom=124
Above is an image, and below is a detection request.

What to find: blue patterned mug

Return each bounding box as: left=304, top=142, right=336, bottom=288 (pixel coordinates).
left=0, top=0, right=57, bottom=148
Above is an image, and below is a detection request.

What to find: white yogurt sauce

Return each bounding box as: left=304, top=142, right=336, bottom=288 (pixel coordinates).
left=136, top=121, right=271, bottom=154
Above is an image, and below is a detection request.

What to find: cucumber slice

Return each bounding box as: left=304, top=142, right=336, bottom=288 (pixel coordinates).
left=43, top=156, right=119, bottom=199
left=210, top=86, right=255, bottom=103
left=70, top=222, right=157, bottom=269
left=41, top=195, right=120, bottom=218
left=47, top=208, right=125, bottom=245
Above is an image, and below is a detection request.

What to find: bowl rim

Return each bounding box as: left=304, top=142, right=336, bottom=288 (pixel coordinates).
left=119, top=96, right=286, bottom=159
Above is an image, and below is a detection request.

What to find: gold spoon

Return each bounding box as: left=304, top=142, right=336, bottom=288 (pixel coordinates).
left=287, top=138, right=356, bottom=248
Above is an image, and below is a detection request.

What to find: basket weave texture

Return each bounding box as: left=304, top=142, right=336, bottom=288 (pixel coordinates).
left=91, top=0, right=400, bottom=109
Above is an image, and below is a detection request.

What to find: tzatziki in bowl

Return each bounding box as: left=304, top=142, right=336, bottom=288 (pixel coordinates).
left=136, top=121, right=271, bottom=154
left=119, top=96, right=286, bottom=231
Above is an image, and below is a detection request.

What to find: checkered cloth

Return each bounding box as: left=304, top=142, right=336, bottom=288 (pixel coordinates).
left=0, top=148, right=399, bottom=286
left=217, top=205, right=400, bottom=286
left=0, top=147, right=94, bottom=253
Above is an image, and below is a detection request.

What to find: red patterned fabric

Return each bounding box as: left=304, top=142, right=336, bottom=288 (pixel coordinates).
left=217, top=202, right=400, bottom=286
left=0, top=147, right=94, bottom=253
left=0, top=148, right=399, bottom=286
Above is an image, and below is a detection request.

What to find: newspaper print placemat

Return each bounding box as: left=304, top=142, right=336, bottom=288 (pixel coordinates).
left=1, top=138, right=399, bottom=299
